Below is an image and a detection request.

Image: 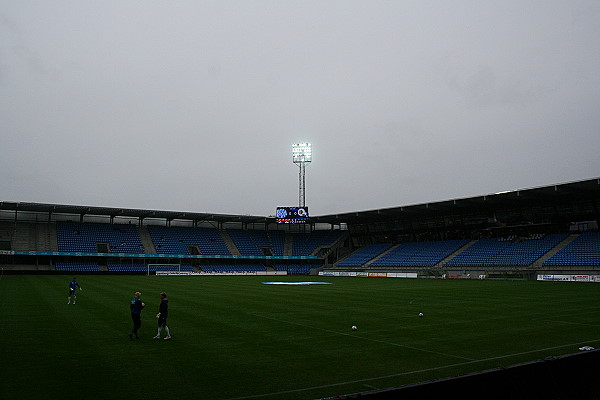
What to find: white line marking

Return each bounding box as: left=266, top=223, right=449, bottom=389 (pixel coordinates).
left=248, top=312, right=476, bottom=360
left=224, top=338, right=600, bottom=400
left=362, top=384, right=379, bottom=390
left=534, top=319, right=600, bottom=327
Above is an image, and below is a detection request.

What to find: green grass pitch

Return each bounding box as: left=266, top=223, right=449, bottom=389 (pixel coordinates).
left=1, top=275, right=599, bottom=400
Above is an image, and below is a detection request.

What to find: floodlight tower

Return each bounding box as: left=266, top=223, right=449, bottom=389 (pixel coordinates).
left=292, top=142, right=312, bottom=207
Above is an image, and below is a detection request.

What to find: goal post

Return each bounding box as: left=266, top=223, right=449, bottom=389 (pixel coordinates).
left=147, top=264, right=181, bottom=276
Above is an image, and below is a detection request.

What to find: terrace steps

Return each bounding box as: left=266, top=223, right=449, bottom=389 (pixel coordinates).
left=438, top=240, right=478, bottom=267
left=532, top=233, right=579, bottom=267
left=284, top=234, right=293, bottom=256
left=220, top=230, right=241, bottom=256
left=364, top=244, right=398, bottom=267
left=138, top=226, right=157, bottom=254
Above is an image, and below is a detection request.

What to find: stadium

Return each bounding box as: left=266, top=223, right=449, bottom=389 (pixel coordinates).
left=3, top=2, right=599, bottom=399
left=2, top=177, right=600, bottom=399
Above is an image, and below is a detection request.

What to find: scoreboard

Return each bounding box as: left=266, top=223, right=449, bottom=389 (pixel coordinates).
left=276, top=207, right=309, bottom=224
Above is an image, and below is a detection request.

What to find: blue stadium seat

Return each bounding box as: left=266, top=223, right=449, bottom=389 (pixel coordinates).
left=291, top=230, right=345, bottom=256
left=446, top=234, right=568, bottom=267
left=371, top=239, right=469, bottom=267
left=337, top=244, right=392, bottom=267
left=57, top=222, right=144, bottom=254
left=55, top=261, right=100, bottom=271
left=147, top=226, right=231, bottom=255
left=273, top=263, right=315, bottom=275
left=544, top=232, right=600, bottom=266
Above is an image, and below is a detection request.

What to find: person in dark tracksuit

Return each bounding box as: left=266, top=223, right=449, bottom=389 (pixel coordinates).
left=153, top=292, right=171, bottom=340
left=129, top=291, right=144, bottom=339
left=67, top=278, right=82, bottom=304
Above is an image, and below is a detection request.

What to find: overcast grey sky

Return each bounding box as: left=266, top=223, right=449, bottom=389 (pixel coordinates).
left=1, top=1, right=599, bottom=216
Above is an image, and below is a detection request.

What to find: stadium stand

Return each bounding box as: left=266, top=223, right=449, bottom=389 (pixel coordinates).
left=273, top=263, right=314, bottom=275
left=290, top=230, right=345, bottom=256
left=543, top=232, right=600, bottom=266
left=225, top=229, right=264, bottom=256
left=245, top=230, right=285, bottom=256
left=15, top=220, right=600, bottom=274
left=57, top=221, right=144, bottom=253
left=55, top=223, right=343, bottom=259
left=371, top=239, right=470, bottom=267
left=33, top=222, right=341, bottom=274
left=2, top=177, right=599, bottom=279
left=147, top=226, right=230, bottom=255
left=445, top=234, right=568, bottom=267
left=55, top=261, right=100, bottom=272
left=337, top=243, right=393, bottom=267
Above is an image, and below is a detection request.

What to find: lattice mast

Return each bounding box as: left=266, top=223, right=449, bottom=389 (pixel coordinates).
left=292, top=143, right=312, bottom=207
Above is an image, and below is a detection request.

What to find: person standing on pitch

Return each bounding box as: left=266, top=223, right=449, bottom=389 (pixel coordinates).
left=129, top=291, right=145, bottom=340
left=67, top=277, right=82, bottom=304
left=153, top=292, right=171, bottom=340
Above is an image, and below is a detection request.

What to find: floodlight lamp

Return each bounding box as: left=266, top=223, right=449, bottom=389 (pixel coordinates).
left=292, top=143, right=312, bottom=164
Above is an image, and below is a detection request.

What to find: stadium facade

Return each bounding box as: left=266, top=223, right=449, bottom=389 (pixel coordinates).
left=1, top=177, right=599, bottom=278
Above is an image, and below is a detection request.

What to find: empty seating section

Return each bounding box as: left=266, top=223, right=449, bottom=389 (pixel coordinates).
left=337, top=244, right=392, bottom=267
left=147, top=226, right=230, bottom=255
left=57, top=222, right=144, bottom=253
left=446, top=234, right=568, bottom=267
left=55, top=223, right=342, bottom=258
left=544, top=232, right=600, bottom=266
left=55, top=261, right=100, bottom=271
left=41, top=221, right=600, bottom=272
left=244, top=230, right=285, bottom=256
left=371, top=239, right=470, bottom=267
left=274, top=263, right=314, bottom=275
left=200, top=264, right=266, bottom=273
left=291, top=230, right=345, bottom=256
left=225, top=229, right=263, bottom=256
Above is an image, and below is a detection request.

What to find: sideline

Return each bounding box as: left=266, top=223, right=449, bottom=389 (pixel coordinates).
left=227, top=312, right=600, bottom=400
left=225, top=339, right=600, bottom=400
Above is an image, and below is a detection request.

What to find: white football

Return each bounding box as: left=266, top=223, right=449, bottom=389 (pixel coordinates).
left=351, top=325, right=357, bottom=331
left=418, top=312, right=424, bottom=317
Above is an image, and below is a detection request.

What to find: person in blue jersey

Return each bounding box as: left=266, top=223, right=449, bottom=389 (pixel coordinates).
left=129, top=291, right=145, bottom=340
left=153, top=292, right=172, bottom=340
left=67, top=278, right=82, bottom=304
